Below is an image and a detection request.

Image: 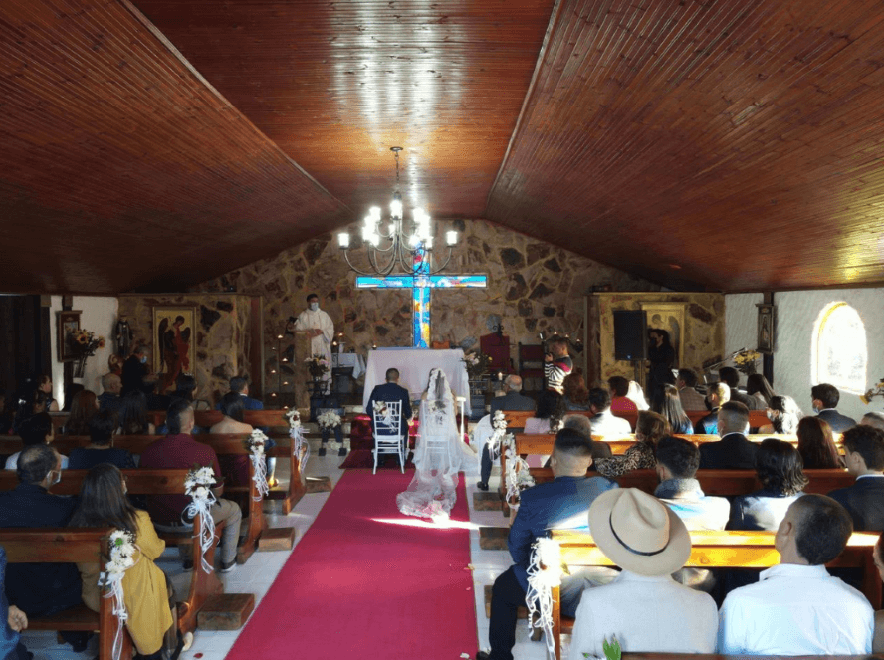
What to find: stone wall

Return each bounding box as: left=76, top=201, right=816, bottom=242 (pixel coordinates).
left=117, top=294, right=255, bottom=403
left=194, top=219, right=660, bottom=395
left=597, top=292, right=725, bottom=383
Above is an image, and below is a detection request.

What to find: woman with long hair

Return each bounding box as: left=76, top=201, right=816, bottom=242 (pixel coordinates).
left=746, top=374, right=776, bottom=408
left=63, top=390, right=98, bottom=436
left=524, top=389, right=566, bottom=434
left=69, top=464, right=192, bottom=659
left=119, top=390, right=155, bottom=435
left=594, top=410, right=670, bottom=478
left=562, top=370, right=590, bottom=411
left=728, top=438, right=808, bottom=530
left=796, top=417, right=842, bottom=469
left=653, top=384, right=694, bottom=434
left=211, top=392, right=253, bottom=487
left=758, top=394, right=802, bottom=435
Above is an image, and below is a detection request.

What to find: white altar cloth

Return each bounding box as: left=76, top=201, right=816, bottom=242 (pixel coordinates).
left=362, top=348, right=471, bottom=415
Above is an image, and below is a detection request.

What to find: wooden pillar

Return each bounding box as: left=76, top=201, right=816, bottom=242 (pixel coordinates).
left=61, top=296, right=74, bottom=403
left=763, top=291, right=775, bottom=386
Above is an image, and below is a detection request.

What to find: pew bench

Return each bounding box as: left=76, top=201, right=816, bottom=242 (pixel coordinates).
left=0, top=528, right=133, bottom=660
left=546, top=529, right=881, bottom=660
left=499, top=408, right=773, bottom=431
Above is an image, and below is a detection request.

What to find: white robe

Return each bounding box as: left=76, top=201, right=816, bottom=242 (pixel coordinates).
left=297, top=308, right=334, bottom=367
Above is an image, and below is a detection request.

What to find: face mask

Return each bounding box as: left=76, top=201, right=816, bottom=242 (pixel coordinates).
left=766, top=409, right=776, bottom=421
left=309, top=302, right=319, bottom=312
left=140, top=355, right=147, bottom=364
left=812, top=404, right=820, bottom=414
left=47, top=470, right=61, bottom=487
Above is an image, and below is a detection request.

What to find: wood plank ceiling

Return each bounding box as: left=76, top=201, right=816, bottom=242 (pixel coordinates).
left=2, top=0, right=884, bottom=293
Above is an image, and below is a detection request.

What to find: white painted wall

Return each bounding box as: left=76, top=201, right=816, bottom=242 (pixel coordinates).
left=49, top=296, right=119, bottom=408
left=725, top=288, right=884, bottom=422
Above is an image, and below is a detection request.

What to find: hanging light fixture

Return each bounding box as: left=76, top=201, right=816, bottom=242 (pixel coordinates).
left=337, top=146, right=460, bottom=276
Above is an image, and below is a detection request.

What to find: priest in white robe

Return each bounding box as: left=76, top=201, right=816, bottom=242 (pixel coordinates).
left=297, top=293, right=334, bottom=384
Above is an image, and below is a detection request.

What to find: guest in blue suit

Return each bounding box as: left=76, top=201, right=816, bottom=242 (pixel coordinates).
left=477, top=428, right=618, bottom=660
left=217, top=376, right=264, bottom=411
left=1, top=546, right=31, bottom=660
left=366, top=368, right=413, bottom=438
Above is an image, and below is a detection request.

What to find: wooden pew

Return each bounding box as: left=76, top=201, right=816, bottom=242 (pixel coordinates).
left=500, top=408, right=773, bottom=431
left=0, top=469, right=224, bottom=635
left=0, top=528, right=133, bottom=660
left=53, top=409, right=295, bottom=431
left=548, top=529, right=881, bottom=660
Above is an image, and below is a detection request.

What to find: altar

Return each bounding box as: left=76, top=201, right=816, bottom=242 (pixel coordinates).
left=362, top=348, right=472, bottom=415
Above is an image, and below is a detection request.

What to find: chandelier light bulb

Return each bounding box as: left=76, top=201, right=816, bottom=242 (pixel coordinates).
left=337, top=232, right=350, bottom=248
left=408, top=234, right=420, bottom=248
left=370, top=206, right=381, bottom=220
left=446, top=230, right=458, bottom=246
left=390, top=197, right=403, bottom=219
left=424, top=236, right=434, bottom=250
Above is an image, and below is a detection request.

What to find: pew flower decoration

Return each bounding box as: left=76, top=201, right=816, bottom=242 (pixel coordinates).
left=733, top=349, right=761, bottom=375
left=484, top=411, right=512, bottom=462
left=317, top=410, right=342, bottom=430
left=245, top=429, right=270, bottom=501
left=305, top=354, right=330, bottom=379
left=286, top=408, right=310, bottom=472
left=504, top=435, right=534, bottom=510
left=859, top=378, right=884, bottom=405
left=372, top=400, right=393, bottom=427
left=99, top=530, right=137, bottom=660
left=183, top=466, right=217, bottom=573
left=526, top=538, right=565, bottom=657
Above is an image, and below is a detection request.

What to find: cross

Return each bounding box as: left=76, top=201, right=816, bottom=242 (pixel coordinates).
left=355, top=246, right=487, bottom=348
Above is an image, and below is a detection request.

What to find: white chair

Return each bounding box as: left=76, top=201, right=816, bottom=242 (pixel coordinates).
left=372, top=400, right=405, bottom=474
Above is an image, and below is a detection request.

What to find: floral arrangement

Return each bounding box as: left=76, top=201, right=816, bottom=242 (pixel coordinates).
left=372, top=400, right=393, bottom=427
left=305, top=354, right=330, bottom=378
left=245, top=430, right=270, bottom=500
left=286, top=408, right=310, bottom=471
left=504, top=435, right=535, bottom=508
left=733, top=349, right=761, bottom=375
left=526, top=538, right=565, bottom=657
left=317, top=410, right=342, bottom=429
left=462, top=350, right=490, bottom=380
left=860, top=378, right=884, bottom=405
left=99, top=530, right=137, bottom=660
left=183, top=466, right=217, bottom=573
left=71, top=329, right=106, bottom=353
left=483, top=410, right=513, bottom=462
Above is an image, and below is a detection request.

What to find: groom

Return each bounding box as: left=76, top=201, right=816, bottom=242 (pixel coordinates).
left=366, top=368, right=413, bottom=462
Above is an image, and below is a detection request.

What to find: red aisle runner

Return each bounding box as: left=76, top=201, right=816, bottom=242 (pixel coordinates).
left=225, top=469, right=478, bottom=660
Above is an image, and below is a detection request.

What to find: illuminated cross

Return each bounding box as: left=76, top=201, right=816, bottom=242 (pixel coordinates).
left=356, top=246, right=487, bottom=348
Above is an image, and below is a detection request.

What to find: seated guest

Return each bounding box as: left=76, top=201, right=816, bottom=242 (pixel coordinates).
left=1, top=546, right=31, bottom=660
left=863, top=411, right=884, bottom=431
left=68, top=409, right=135, bottom=470
left=561, top=370, right=589, bottom=411
left=653, top=383, right=694, bottom=434
left=698, top=401, right=757, bottom=469
left=522, top=389, right=565, bottom=435
left=69, top=464, right=192, bottom=659
left=211, top=391, right=253, bottom=487
left=0, top=445, right=86, bottom=649
left=811, top=382, right=857, bottom=432
left=540, top=414, right=612, bottom=471
left=746, top=373, right=776, bottom=408
left=10, top=386, right=46, bottom=436
left=676, top=368, right=707, bottom=411
left=171, top=373, right=208, bottom=409
left=719, top=494, right=872, bottom=655
left=62, top=389, right=98, bottom=436
left=36, top=374, right=59, bottom=412
left=476, top=429, right=617, bottom=660
left=97, top=372, right=123, bottom=415
left=729, top=438, right=808, bottom=531
left=5, top=413, right=67, bottom=470
left=655, top=436, right=729, bottom=530
left=758, top=394, right=802, bottom=434
left=570, top=489, right=718, bottom=656
left=796, top=416, right=842, bottom=469
left=607, top=376, right=637, bottom=412
left=872, top=534, right=884, bottom=652
left=140, top=400, right=242, bottom=572
left=141, top=376, right=172, bottom=413
left=488, top=375, right=535, bottom=416
left=119, top=389, right=155, bottom=435
left=219, top=375, right=264, bottom=410
left=719, top=367, right=761, bottom=410
left=828, top=424, right=884, bottom=531
left=587, top=387, right=631, bottom=436
left=595, top=410, right=669, bottom=478
left=625, top=379, right=650, bottom=411
left=694, top=381, right=729, bottom=435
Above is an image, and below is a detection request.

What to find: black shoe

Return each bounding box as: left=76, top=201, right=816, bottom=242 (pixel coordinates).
left=476, top=653, right=491, bottom=660
left=476, top=481, right=489, bottom=491
left=318, top=447, right=327, bottom=457
left=182, top=559, right=193, bottom=571
left=337, top=446, right=347, bottom=456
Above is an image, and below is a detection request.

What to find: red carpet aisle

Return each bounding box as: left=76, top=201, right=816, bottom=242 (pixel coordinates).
left=225, top=468, right=478, bottom=659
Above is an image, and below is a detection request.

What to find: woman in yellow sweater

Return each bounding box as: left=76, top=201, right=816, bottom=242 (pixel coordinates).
left=69, top=464, right=192, bottom=659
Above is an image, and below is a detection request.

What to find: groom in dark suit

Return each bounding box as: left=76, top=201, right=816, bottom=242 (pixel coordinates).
left=366, top=368, right=413, bottom=460
left=477, top=428, right=618, bottom=660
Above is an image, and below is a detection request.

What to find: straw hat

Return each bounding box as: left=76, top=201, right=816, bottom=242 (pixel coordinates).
left=587, top=488, right=691, bottom=576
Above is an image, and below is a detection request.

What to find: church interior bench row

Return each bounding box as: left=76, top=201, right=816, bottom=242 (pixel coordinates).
left=548, top=529, right=881, bottom=660
left=0, top=528, right=133, bottom=659
left=0, top=432, right=307, bottom=516
left=500, top=409, right=773, bottom=430
left=0, top=469, right=229, bottom=635
left=50, top=409, right=296, bottom=430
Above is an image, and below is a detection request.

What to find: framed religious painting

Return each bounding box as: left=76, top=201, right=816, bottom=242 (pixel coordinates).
left=756, top=303, right=775, bottom=354
left=56, top=310, right=82, bottom=362
left=152, top=306, right=196, bottom=392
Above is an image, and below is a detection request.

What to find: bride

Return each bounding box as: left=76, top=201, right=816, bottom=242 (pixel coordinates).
left=396, top=368, right=477, bottom=520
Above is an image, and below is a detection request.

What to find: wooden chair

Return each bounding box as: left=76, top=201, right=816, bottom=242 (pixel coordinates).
left=372, top=400, right=405, bottom=474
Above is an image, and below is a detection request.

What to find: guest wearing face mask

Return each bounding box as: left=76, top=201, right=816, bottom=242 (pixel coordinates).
left=121, top=343, right=156, bottom=396
left=295, top=293, right=334, bottom=388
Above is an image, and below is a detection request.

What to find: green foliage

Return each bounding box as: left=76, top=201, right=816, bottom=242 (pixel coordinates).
left=584, top=635, right=621, bottom=660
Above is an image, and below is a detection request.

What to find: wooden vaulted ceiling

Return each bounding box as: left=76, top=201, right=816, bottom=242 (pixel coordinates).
left=2, top=0, right=884, bottom=294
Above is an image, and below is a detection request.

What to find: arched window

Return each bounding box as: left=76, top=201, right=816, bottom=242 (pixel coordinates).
left=813, top=302, right=867, bottom=394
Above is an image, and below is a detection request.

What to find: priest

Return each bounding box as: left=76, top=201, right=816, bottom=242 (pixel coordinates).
left=296, top=293, right=334, bottom=379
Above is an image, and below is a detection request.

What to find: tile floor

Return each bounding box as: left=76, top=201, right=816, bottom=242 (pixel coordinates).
left=17, top=441, right=564, bottom=660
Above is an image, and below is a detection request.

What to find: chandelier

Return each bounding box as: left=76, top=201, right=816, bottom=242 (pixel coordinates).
left=336, top=147, right=460, bottom=276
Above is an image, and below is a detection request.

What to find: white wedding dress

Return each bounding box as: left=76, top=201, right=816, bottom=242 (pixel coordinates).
left=396, top=368, right=477, bottom=520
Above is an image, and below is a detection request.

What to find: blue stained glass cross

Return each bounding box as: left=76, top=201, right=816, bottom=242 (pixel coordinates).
left=355, top=246, right=487, bottom=348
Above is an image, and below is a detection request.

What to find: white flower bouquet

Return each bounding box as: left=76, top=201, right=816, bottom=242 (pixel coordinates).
left=317, top=410, right=342, bottom=429
left=245, top=429, right=268, bottom=454
left=99, top=529, right=137, bottom=660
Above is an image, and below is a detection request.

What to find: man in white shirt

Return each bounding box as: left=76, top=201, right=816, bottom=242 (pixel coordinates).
left=718, top=494, right=873, bottom=655
left=570, top=488, right=718, bottom=657
left=296, top=293, right=334, bottom=383
left=587, top=388, right=631, bottom=436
